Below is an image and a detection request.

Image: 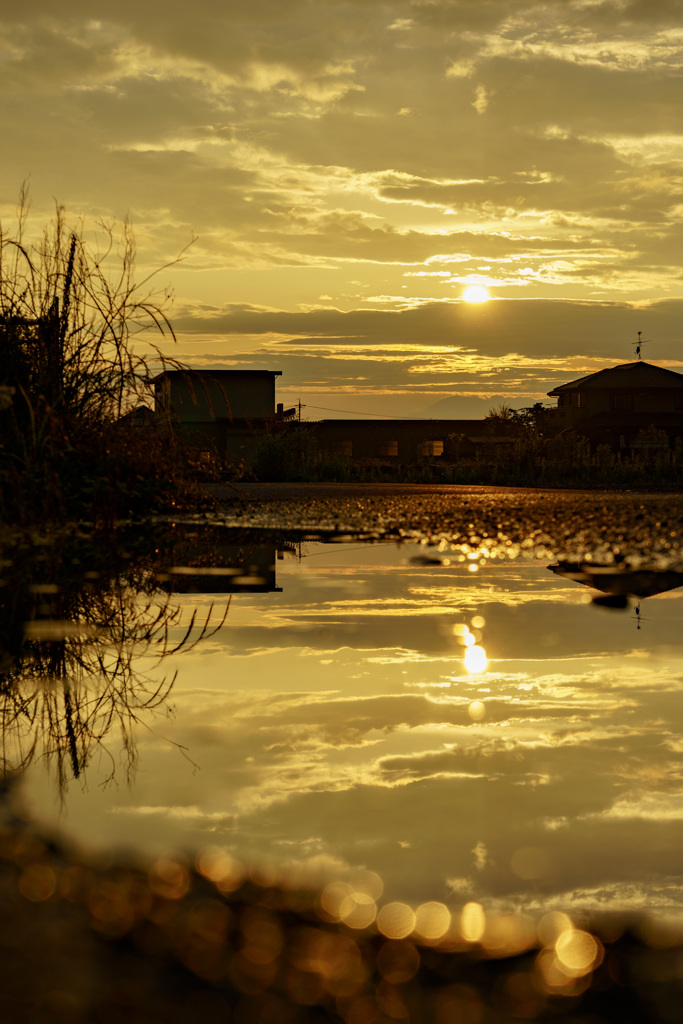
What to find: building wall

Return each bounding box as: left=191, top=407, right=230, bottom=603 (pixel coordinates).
left=157, top=541, right=284, bottom=594
left=164, top=419, right=281, bottom=466
left=155, top=371, right=279, bottom=424
left=153, top=370, right=283, bottom=465
left=553, top=387, right=683, bottom=434
left=308, top=420, right=504, bottom=462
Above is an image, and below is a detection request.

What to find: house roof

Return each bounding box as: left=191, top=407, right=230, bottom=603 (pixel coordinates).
left=153, top=369, right=282, bottom=382
left=548, top=563, right=683, bottom=599
left=547, top=361, right=683, bottom=396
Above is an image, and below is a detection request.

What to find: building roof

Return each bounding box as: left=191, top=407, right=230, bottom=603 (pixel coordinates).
left=153, top=369, right=282, bottom=382
left=547, top=361, right=683, bottom=396
left=549, top=563, right=683, bottom=599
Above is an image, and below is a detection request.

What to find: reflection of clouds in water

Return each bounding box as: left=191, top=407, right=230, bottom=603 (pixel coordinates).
left=22, top=551, right=683, bottom=913
left=410, top=583, right=585, bottom=608
left=472, top=841, right=488, bottom=872
left=582, top=791, right=683, bottom=822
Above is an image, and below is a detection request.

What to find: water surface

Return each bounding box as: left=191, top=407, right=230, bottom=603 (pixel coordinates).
left=17, top=534, right=683, bottom=920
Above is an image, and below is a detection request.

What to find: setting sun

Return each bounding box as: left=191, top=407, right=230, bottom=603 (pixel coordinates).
left=462, top=285, right=490, bottom=303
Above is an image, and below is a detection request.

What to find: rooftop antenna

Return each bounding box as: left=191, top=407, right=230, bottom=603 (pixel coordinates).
left=634, top=331, right=650, bottom=360
left=631, top=602, right=648, bottom=630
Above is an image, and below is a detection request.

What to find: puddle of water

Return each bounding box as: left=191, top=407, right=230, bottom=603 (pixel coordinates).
left=13, top=535, right=683, bottom=922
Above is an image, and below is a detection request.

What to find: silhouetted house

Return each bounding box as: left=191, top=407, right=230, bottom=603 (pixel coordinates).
left=547, top=361, right=683, bottom=448
left=157, top=540, right=293, bottom=594
left=549, top=562, right=683, bottom=621
left=117, top=405, right=155, bottom=429
left=154, top=369, right=294, bottom=463
left=307, top=419, right=516, bottom=463
left=549, top=562, right=683, bottom=601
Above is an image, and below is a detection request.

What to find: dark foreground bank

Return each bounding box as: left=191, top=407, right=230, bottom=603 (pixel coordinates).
left=0, top=798, right=679, bottom=1024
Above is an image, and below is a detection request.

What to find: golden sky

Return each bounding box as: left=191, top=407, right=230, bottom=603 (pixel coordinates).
left=5, top=0, right=683, bottom=416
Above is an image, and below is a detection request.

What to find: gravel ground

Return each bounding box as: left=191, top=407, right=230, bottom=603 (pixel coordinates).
left=204, top=483, right=683, bottom=569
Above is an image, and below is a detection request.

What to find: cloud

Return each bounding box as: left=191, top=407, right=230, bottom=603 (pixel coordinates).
left=472, top=840, right=489, bottom=871
left=5, top=2, right=683, bottom=290
left=3, top=0, right=683, bottom=425
left=172, top=296, right=683, bottom=354
left=584, top=789, right=683, bottom=821
left=165, top=296, right=683, bottom=413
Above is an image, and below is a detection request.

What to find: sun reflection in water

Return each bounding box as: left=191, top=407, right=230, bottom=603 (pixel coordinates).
left=464, top=645, right=488, bottom=674
left=453, top=619, right=489, bottom=674
left=468, top=700, right=486, bottom=721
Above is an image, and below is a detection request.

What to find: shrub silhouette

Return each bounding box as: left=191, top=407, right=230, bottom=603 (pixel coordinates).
left=0, top=187, right=195, bottom=523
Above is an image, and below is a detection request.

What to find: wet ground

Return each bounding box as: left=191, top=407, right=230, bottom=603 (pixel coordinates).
left=207, top=483, right=683, bottom=569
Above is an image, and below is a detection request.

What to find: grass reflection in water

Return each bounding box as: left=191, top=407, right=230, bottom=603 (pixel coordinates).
left=0, top=527, right=231, bottom=790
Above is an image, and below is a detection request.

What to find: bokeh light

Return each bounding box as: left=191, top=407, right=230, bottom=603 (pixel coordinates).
left=339, top=891, right=377, bottom=929
left=535, top=947, right=592, bottom=995
left=537, top=911, right=574, bottom=948
left=377, top=901, right=416, bottom=939
left=376, top=940, right=421, bottom=983
left=196, top=847, right=243, bottom=893
left=19, top=863, right=56, bottom=902
left=460, top=902, right=486, bottom=943
left=148, top=858, right=190, bottom=900
left=320, top=881, right=353, bottom=921
left=555, top=929, right=603, bottom=975
left=413, top=901, right=451, bottom=941
left=351, top=869, right=383, bottom=901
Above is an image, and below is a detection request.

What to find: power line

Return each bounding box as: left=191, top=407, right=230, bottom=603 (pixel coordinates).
left=297, top=399, right=541, bottom=419
left=301, top=402, right=427, bottom=419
